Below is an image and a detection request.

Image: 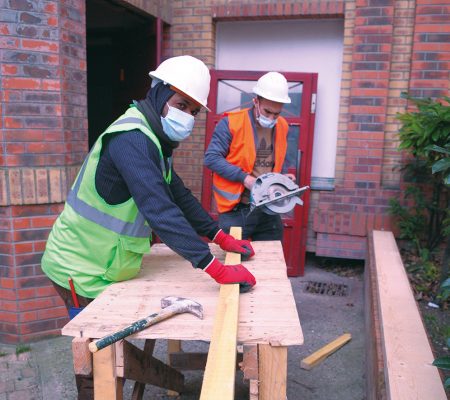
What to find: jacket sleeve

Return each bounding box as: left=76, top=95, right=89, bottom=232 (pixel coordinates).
left=107, top=131, right=213, bottom=269
left=204, top=117, right=248, bottom=183
left=169, top=170, right=220, bottom=240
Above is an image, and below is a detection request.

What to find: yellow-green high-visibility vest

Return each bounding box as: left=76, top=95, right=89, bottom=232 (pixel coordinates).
left=41, top=106, right=171, bottom=298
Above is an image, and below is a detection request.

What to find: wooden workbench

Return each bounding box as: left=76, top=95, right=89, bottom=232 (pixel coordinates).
left=62, top=241, right=303, bottom=399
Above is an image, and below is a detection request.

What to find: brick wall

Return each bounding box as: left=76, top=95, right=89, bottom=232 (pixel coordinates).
left=1, top=0, right=449, bottom=342
left=0, top=0, right=87, bottom=343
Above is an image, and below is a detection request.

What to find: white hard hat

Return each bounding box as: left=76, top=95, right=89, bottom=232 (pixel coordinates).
left=252, top=72, right=291, bottom=104
left=149, top=55, right=211, bottom=110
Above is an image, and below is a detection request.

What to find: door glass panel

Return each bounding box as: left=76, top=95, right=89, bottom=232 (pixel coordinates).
left=282, top=124, right=301, bottom=220
left=217, top=80, right=303, bottom=115
left=284, top=125, right=300, bottom=175
left=217, top=80, right=255, bottom=113
left=281, top=82, right=302, bottom=117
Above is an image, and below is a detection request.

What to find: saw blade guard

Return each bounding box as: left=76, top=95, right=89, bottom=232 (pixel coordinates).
left=250, top=173, right=309, bottom=215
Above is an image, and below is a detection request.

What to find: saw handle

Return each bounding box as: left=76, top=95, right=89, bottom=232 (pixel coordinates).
left=88, top=306, right=178, bottom=353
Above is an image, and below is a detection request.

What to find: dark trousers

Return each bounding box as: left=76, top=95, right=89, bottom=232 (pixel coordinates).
left=218, top=204, right=283, bottom=241
left=52, top=282, right=95, bottom=400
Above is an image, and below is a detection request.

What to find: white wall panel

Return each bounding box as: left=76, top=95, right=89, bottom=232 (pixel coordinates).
left=216, top=19, right=344, bottom=189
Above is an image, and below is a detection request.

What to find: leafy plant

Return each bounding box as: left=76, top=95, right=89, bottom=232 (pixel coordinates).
left=393, top=95, right=450, bottom=284
left=428, top=144, right=450, bottom=285
left=397, top=94, right=450, bottom=162
left=389, top=186, right=427, bottom=254
left=428, top=144, right=450, bottom=185
left=15, top=344, right=31, bottom=355
left=432, top=337, right=450, bottom=390
left=439, top=278, right=450, bottom=303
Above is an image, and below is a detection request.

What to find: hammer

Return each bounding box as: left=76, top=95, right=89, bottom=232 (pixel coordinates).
left=88, top=296, right=203, bottom=353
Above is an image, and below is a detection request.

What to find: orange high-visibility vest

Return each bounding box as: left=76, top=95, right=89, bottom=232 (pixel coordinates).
left=212, top=108, right=288, bottom=213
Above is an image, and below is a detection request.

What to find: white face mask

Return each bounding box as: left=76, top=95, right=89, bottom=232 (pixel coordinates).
left=160, top=103, right=195, bottom=141
left=256, top=103, right=277, bottom=129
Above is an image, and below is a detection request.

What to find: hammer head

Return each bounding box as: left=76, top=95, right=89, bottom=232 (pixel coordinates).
left=160, top=296, right=203, bottom=320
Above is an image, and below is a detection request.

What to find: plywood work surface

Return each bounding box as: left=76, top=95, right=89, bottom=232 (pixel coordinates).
left=62, top=241, right=303, bottom=347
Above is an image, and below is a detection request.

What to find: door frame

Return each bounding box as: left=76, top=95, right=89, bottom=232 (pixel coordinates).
left=201, top=69, right=317, bottom=276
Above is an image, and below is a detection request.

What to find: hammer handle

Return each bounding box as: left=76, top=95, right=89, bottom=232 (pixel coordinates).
left=89, top=306, right=177, bottom=353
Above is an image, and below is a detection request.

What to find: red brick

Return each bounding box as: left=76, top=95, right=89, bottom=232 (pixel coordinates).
left=36, top=286, right=57, bottom=297
left=20, top=311, right=38, bottom=323
left=1, top=300, right=18, bottom=312
left=19, top=319, right=58, bottom=334
left=2, top=77, right=40, bottom=90
left=0, top=278, right=15, bottom=289
left=0, top=288, right=16, bottom=301
left=19, top=297, right=54, bottom=311
left=37, top=307, right=67, bottom=320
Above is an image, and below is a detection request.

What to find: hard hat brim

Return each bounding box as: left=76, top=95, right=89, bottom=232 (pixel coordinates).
left=252, top=87, right=291, bottom=104
left=149, top=71, right=211, bottom=111
left=169, top=85, right=212, bottom=112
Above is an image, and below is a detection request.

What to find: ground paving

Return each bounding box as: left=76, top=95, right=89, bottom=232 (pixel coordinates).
left=0, top=256, right=365, bottom=400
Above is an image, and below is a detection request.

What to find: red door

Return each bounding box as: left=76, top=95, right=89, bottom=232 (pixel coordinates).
left=201, top=70, right=317, bottom=276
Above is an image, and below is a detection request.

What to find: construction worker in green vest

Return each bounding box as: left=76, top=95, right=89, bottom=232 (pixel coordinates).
left=41, top=55, right=256, bottom=400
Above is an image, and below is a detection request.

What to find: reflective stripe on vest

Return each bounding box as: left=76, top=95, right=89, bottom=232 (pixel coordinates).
left=212, top=185, right=242, bottom=201
left=66, top=151, right=152, bottom=238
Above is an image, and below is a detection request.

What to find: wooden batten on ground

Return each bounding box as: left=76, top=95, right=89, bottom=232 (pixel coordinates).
left=365, top=230, right=447, bottom=400
left=300, top=333, right=352, bottom=370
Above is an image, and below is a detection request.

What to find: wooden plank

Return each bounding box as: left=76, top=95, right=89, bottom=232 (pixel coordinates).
left=249, top=380, right=259, bottom=400
left=300, top=333, right=352, bottom=370
left=224, top=226, right=243, bottom=265
left=199, top=226, right=242, bottom=400
left=72, top=337, right=92, bottom=376
left=241, top=345, right=258, bottom=380
left=93, top=344, right=123, bottom=400
left=62, top=241, right=303, bottom=347
left=373, top=230, right=447, bottom=400
left=131, top=339, right=155, bottom=400
left=167, top=340, right=181, bottom=397
left=258, top=344, right=287, bottom=400
left=365, top=230, right=387, bottom=400
left=121, top=340, right=184, bottom=393
left=169, top=351, right=243, bottom=370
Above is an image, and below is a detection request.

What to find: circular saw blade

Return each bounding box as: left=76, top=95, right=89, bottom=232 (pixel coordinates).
left=263, top=183, right=300, bottom=214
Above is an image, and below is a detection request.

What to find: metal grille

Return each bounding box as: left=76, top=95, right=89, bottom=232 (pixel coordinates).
left=305, top=281, right=349, bottom=297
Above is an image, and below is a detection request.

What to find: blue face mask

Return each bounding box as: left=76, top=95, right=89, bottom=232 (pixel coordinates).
left=256, top=104, right=277, bottom=129
left=161, top=103, right=195, bottom=141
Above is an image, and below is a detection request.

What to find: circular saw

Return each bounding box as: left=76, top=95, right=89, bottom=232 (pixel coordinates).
left=249, top=173, right=309, bottom=215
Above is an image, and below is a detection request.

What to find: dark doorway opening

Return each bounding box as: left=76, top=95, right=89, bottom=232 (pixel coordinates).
left=86, top=0, right=157, bottom=148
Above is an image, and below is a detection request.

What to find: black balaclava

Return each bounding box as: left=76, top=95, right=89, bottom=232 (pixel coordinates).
left=148, top=81, right=176, bottom=115
left=134, top=82, right=179, bottom=156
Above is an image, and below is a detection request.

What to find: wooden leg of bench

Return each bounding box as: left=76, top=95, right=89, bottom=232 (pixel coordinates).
left=241, top=345, right=259, bottom=400
left=258, top=344, right=287, bottom=400
left=249, top=380, right=259, bottom=400
left=167, top=340, right=182, bottom=397
left=93, top=344, right=124, bottom=400
left=131, top=339, right=156, bottom=400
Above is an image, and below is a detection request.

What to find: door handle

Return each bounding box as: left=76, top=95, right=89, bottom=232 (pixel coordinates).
left=296, top=150, right=302, bottom=184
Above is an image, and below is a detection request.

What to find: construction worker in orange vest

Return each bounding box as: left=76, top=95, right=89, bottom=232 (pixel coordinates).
left=204, top=71, right=293, bottom=242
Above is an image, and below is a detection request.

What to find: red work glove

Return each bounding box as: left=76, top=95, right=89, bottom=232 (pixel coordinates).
left=204, top=257, right=256, bottom=293
left=213, top=229, right=255, bottom=260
